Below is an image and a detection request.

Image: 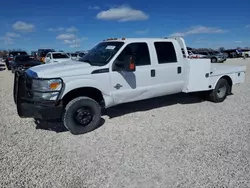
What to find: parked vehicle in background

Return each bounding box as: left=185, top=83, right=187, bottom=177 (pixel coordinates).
left=10, top=55, right=41, bottom=73
left=242, top=49, right=250, bottom=58
left=31, top=51, right=37, bottom=59
left=67, top=53, right=78, bottom=60
left=44, top=52, right=71, bottom=64
left=5, top=51, right=28, bottom=70
left=223, top=49, right=242, bottom=58
left=76, top=51, right=87, bottom=60
left=187, top=50, right=206, bottom=58
left=37, top=49, right=55, bottom=63
left=13, top=37, right=246, bottom=135
left=2, top=55, right=7, bottom=62
left=199, top=51, right=226, bottom=63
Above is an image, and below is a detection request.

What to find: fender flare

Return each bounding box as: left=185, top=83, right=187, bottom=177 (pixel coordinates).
left=60, top=79, right=113, bottom=107
left=212, top=75, right=233, bottom=91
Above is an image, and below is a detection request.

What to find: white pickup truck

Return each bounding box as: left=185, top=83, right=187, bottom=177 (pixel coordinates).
left=13, top=37, right=246, bottom=135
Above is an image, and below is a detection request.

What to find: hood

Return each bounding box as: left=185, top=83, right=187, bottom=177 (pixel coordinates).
left=28, top=59, right=99, bottom=78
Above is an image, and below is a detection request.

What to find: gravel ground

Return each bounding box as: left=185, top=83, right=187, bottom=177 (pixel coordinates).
left=0, top=59, right=249, bottom=188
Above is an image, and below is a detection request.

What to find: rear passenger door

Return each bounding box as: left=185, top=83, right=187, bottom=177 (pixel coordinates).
left=151, top=41, right=186, bottom=96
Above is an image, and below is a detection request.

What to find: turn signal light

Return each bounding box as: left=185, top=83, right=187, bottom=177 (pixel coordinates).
left=49, top=82, right=60, bottom=90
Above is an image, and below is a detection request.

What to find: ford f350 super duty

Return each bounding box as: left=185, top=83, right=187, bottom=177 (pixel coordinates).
left=13, top=37, right=246, bottom=135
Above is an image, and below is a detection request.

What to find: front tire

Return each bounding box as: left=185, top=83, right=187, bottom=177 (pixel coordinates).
left=208, top=78, right=229, bottom=103
left=63, top=96, right=101, bottom=135
left=211, top=57, right=217, bottom=63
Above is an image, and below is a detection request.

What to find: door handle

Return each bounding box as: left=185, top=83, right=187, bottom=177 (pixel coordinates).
left=177, top=67, right=182, bottom=74
left=151, top=69, right=155, bottom=77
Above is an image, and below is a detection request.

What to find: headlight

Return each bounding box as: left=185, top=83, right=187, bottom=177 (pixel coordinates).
left=32, top=91, right=60, bottom=101
left=31, top=79, right=63, bottom=100
left=32, top=79, right=62, bottom=91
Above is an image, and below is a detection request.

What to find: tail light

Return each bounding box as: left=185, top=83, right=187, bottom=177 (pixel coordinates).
left=8, top=57, right=13, bottom=61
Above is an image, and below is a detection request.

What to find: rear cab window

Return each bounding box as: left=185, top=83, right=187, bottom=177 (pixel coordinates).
left=154, top=42, right=177, bottom=63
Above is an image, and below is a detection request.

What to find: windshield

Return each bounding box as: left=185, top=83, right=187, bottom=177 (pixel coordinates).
left=71, top=53, right=77, bottom=57
left=53, top=53, right=69, bottom=59
left=80, top=41, right=124, bottom=66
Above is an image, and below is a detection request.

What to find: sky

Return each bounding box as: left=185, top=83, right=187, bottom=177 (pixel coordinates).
left=0, top=0, right=249, bottom=52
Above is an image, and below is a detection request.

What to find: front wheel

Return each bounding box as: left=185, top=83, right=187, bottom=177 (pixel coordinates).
left=208, top=78, right=229, bottom=103
left=63, top=96, right=101, bottom=135
left=211, top=57, right=217, bottom=63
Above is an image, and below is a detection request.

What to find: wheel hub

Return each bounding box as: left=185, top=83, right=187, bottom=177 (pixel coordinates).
left=217, top=84, right=226, bottom=98
left=74, top=107, right=93, bottom=126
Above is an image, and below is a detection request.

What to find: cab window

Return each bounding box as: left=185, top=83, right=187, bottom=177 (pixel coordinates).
left=115, top=42, right=151, bottom=66
left=154, top=42, right=177, bottom=63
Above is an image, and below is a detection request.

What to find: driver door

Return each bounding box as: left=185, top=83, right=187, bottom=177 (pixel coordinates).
left=110, top=42, right=154, bottom=105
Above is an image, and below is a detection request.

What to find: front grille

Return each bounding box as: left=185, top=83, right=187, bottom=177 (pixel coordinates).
left=25, top=75, right=33, bottom=99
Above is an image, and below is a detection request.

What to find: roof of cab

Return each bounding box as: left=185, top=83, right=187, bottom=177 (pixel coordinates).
left=102, top=37, right=178, bottom=43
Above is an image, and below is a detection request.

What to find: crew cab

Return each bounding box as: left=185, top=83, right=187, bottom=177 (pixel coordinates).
left=44, top=52, right=71, bottom=64
left=13, top=37, right=246, bottom=135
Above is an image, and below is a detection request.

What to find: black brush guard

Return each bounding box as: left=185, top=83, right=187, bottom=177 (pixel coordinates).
left=13, top=71, right=63, bottom=119
left=13, top=71, right=27, bottom=108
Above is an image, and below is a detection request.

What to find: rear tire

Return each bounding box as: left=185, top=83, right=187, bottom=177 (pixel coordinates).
left=63, top=96, right=101, bottom=135
left=208, top=78, right=229, bottom=103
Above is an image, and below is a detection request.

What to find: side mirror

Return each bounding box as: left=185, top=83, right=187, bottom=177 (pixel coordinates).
left=114, top=55, right=136, bottom=72
left=126, top=56, right=136, bottom=72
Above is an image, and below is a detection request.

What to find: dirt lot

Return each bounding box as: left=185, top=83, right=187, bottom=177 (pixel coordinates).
left=0, top=59, right=249, bottom=188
